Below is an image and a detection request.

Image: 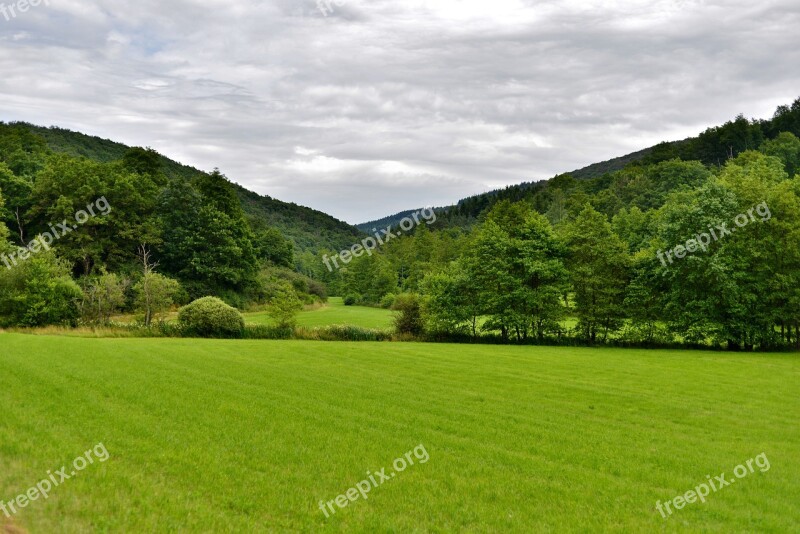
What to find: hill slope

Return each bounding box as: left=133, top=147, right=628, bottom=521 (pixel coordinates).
left=11, top=123, right=363, bottom=255
left=360, top=98, right=800, bottom=226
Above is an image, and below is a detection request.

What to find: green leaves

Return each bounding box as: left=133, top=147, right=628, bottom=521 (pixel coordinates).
left=0, top=252, right=82, bottom=327
left=563, top=206, right=630, bottom=342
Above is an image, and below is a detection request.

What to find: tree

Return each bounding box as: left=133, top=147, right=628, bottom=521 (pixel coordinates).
left=612, top=207, right=654, bottom=253
left=518, top=212, right=569, bottom=340
left=253, top=227, right=293, bottom=267
left=0, top=163, right=33, bottom=243
left=267, top=282, right=303, bottom=331
left=393, top=293, right=424, bottom=336
left=342, top=254, right=397, bottom=305
left=563, top=206, right=630, bottom=342
left=134, top=273, right=180, bottom=327
left=421, top=260, right=481, bottom=338
left=545, top=189, right=568, bottom=226
left=133, top=245, right=180, bottom=326
left=461, top=203, right=568, bottom=342
left=766, top=98, right=800, bottom=138
left=159, top=177, right=258, bottom=297
left=0, top=188, right=11, bottom=251
left=623, top=249, right=671, bottom=344
left=760, top=132, right=800, bottom=177
left=122, top=147, right=165, bottom=180
left=0, top=123, right=48, bottom=177
left=81, top=271, right=130, bottom=324
left=468, top=219, right=526, bottom=340
left=651, top=152, right=795, bottom=350
left=30, top=155, right=161, bottom=274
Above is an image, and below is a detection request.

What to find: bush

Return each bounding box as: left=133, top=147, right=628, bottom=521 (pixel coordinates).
left=255, top=266, right=328, bottom=305
left=343, top=294, right=358, bottom=306
left=307, top=279, right=328, bottom=301
left=297, top=325, right=393, bottom=342
left=177, top=296, right=245, bottom=338
left=242, top=324, right=293, bottom=340
left=392, top=293, right=424, bottom=336
left=379, top=293, right=396, bottom=309
left=0, top=253, right=82, bottom=327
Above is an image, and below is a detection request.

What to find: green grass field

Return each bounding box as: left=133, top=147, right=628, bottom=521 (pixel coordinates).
left=1, top=334, right=798, bottom=532
left=244, top=297, right=395, bottom=330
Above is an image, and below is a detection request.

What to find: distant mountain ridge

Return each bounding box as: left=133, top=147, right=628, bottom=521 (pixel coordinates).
left=356, top=147, right=654, bottom=229
left=359, top=99, right=800, bottom=227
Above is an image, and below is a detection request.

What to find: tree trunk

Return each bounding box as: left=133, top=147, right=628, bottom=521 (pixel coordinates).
left=15, top=207, right=25, bottom=244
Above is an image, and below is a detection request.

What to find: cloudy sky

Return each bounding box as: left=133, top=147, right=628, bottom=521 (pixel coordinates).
left=0, top=0, right=798, bottom=223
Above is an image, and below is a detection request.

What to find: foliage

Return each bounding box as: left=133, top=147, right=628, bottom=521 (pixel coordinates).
left=379, top=293, right=396, bottom=309
left=0, top=252, right=82, bottom=327
left=177, top=296, right=245, bottom=338
left=267, top=282, right=304, bottom=331
left=392, top=293, right=424, bottom=336
left=254, top=266, right=326, bottom=306
left=297, top=325, right=393, bottom=342
left=421, top=261, right=481, bottom=338
left=134, top=272, right=181, bottom=326
left=563, top=206, right=630, bottom=342
left=342, top=253, right=397, bottom=305
left=80, top=271, right=130, bottom=324
left=760, top=132, right=800, bottom=177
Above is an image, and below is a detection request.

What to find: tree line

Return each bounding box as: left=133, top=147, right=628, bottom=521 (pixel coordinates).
left=3, top=99, right=800, bottom=348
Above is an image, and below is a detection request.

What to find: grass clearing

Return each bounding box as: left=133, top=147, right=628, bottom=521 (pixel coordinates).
left=244, top=297, right=395, bottom=330
left=1, top=334, right=798, bottom=532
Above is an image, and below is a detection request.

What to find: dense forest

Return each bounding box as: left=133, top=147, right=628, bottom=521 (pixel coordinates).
left=0, top=123, right=339, bottom=326
left=2, top=98, right=800, bottom=349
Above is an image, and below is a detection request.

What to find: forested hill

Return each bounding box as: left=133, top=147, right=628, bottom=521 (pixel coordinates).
left=323, top=97, right=800, bottom=350
left=356, top=209, right=443, bottom=233
left=10, top=123, right=363, bottom=256
left=366, top=99, right=800, bottom=228
left=235, top=186, right=363, bottom=258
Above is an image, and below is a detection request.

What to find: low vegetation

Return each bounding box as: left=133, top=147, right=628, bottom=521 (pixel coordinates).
left=177, top=297, right=246, bottom=338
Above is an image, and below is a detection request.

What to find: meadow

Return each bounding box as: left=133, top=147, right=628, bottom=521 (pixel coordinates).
left=244, top=297, right=395, bottom=330
left=1, top=334, right=798, bottom=532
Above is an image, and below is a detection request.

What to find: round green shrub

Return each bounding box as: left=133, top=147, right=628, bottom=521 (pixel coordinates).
left=178, top=296, right=245, bottom=338
left=343, top=294, right=358, bottom=306
left=379, top=293, right=396, bottom=309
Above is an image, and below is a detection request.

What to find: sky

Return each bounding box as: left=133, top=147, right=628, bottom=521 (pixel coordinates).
left=0, top=0, right=798, bottom=224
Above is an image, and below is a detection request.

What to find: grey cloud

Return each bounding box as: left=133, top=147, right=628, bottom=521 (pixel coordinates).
left=0, top=0, right=797, bottom=223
